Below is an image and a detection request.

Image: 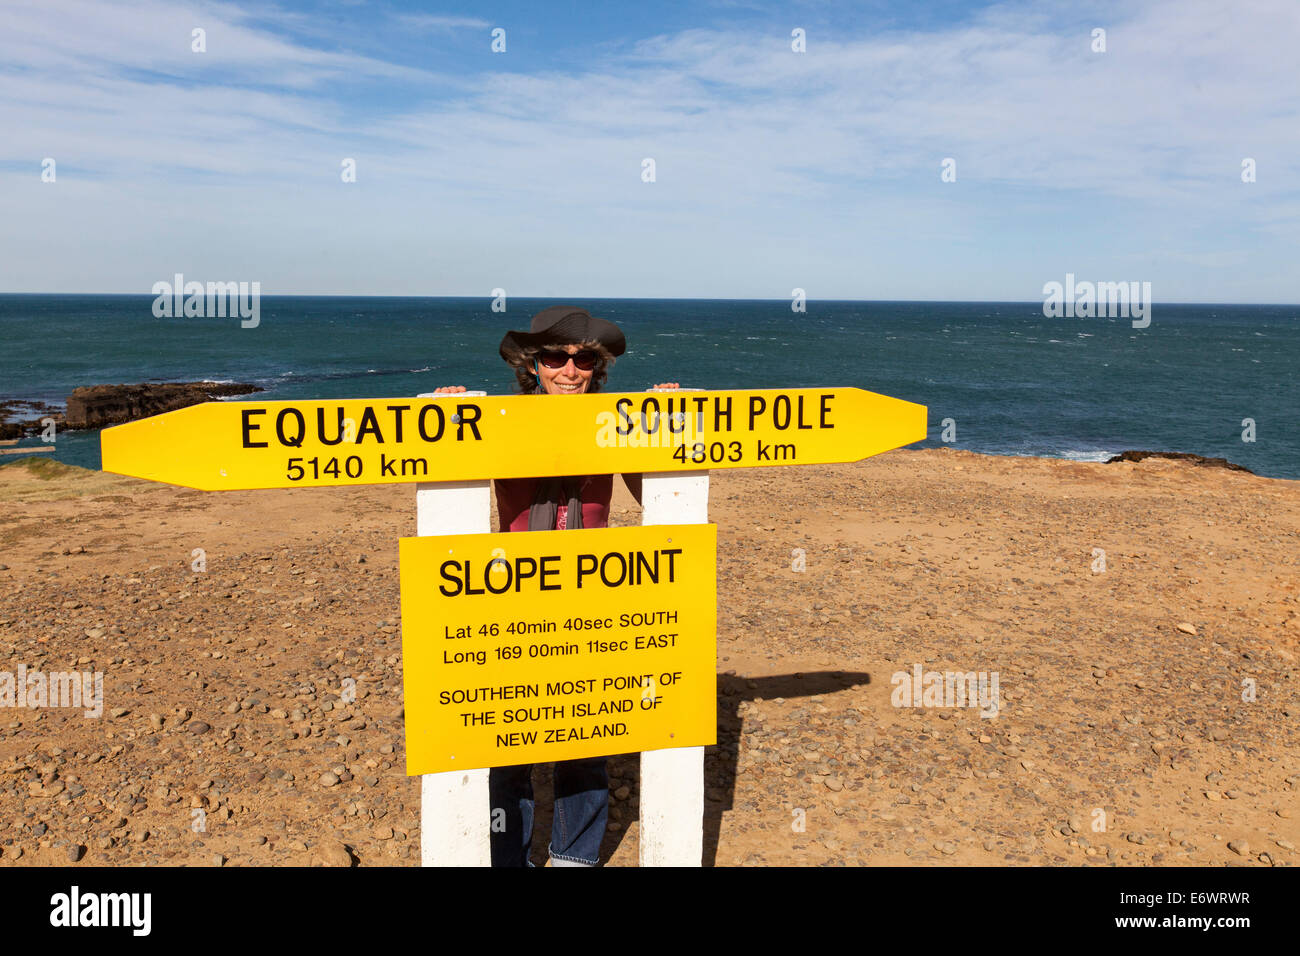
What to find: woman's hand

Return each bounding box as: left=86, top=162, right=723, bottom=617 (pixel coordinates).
left=431, top=385, right=467, bottom=394
left=650, top=382, right=681, bottom=390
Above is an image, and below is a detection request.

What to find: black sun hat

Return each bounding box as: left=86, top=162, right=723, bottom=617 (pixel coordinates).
left=498, top=306, right=626, bottom=361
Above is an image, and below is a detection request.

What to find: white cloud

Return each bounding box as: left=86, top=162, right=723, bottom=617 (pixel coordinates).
left=396, top=14, right=492, bottom=32
left=1, top=0, right=1297, bottom=298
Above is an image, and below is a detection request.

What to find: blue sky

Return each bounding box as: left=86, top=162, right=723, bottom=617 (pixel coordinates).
left=2, top=0, right=1297, bottom=301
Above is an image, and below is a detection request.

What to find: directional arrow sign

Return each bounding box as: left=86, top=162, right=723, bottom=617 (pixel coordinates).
left=100, top=387, right=926, bottom=490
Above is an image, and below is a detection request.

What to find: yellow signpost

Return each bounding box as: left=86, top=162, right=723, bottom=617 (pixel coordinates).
left=100, top=387, right=927, bottom=490
left=400, top=524, right=717, bottom=775
left=98, top=382, right=928, bottom=865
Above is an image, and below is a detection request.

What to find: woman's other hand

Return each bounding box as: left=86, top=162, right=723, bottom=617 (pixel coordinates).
left=431, top=385, right=467, bottom=394
left=650, top=382, right=681, bottom=390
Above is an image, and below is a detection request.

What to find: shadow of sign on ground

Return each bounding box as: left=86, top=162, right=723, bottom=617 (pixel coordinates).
left=532, top=670, right=871, bottom=866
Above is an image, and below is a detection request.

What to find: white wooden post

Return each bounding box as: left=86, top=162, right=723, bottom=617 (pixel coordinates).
left=413, top=389, right=710, bottom=867
left=638, top=386, right=710, bottom=867
left=416, top=391, right=493, bottom=867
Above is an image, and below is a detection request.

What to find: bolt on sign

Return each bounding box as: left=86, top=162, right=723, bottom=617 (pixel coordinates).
left=400, top=524, right=717, bottom=775
left=100, top=387, right=927, bottom=490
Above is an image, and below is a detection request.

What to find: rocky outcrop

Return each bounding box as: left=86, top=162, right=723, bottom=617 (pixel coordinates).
left=1106, top=450, right=1254, bottom=474
left=0, top=399, right=63, bottom=440
left=63, top=382, right=262, bottom=429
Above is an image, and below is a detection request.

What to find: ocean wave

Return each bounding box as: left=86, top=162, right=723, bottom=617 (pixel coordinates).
left=250, top=366, right=441, bottom=389
left=953, top=446, right=1115, bottom=465
left=1058, top=449, right=1114, bottom=462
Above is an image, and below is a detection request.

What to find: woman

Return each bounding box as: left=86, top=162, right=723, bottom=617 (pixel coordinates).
left=434, top=305, right=677, bottom=867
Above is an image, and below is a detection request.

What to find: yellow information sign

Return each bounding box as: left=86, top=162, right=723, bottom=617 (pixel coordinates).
left=100, top=387, right=926, bottom=490
left=399, top=524, right=717, bottom=775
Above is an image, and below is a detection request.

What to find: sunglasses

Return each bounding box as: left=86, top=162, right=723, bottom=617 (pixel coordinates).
left=538, top=349, right=599, bottom=371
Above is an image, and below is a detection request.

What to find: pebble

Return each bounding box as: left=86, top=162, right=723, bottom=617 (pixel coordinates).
left=188, top=722, right=211, bottom=735
left=213, top=854, right=226, bottom=867
left=1176, top=622, right=1197, bottom=635
left=110, top=707, right=129, bottom=718
left=66, top=844, right=84, bottom=862
left=1227, top=840, right=1249, bottom=856
left=315, top=841, right=354, bottom=867
left=319, top=772, right=340, bottom=787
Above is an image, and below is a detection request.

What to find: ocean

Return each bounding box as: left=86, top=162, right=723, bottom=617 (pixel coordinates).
left=1, top=295, right=1296, bottom=479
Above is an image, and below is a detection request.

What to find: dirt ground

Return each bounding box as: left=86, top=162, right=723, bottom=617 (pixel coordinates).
left=0, top=448, right=1296, bottom=866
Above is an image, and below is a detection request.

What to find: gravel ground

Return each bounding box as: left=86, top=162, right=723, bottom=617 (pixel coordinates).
left=0, top=448, right=1296, bottom=866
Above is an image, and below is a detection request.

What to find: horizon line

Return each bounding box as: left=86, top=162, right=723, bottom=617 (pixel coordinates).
left=0, top=292, right=1297, bottom=308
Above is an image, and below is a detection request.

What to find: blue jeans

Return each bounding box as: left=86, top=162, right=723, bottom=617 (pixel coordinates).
left=489, top=757, right=609, bottom=866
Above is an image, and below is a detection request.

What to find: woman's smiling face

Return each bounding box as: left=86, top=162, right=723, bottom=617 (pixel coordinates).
left=536, top=343, right=595, bottom=395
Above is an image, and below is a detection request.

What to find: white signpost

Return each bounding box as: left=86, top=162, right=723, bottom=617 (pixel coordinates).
left=415, top=390, right=708, bottom=867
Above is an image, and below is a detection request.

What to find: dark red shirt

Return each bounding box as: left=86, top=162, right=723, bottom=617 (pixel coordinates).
left=494, top=475, right=614, bottom=532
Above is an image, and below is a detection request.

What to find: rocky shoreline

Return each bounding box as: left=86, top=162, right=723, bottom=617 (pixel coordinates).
left=0, top=400, right=62, bottom=441
left=1106, top=450, right=1255, bottom=474
left=0, top=382, right=262, bottom=440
